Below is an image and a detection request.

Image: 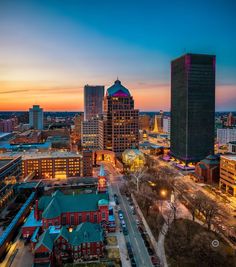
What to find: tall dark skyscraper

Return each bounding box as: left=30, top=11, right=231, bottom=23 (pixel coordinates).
left=170, top=53, right=215, bottom=164
left=84, top=85, right=104, bottom=121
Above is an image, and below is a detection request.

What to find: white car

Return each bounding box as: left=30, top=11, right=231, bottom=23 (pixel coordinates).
left=119, top=213, right=124, bottom=220
left=121, top=220, right=126, bottom=227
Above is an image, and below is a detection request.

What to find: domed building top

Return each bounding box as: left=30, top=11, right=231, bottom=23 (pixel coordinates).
left=106, top=79, right=131, bottom=97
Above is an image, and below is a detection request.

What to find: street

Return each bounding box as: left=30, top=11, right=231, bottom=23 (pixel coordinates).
left=105, top=163, right=153, bottom=267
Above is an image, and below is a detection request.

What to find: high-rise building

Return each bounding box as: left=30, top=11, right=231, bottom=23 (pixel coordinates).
left=82, top=118, right=100, bottom=150
left=84, top=85, right=104, bottom=121
left=217, top=128, right=236, bottom=145
left=226, top=112, right=235, bottom=127
left=99, top=79, right=139, bottom=154
left=139, top=114, right=150, bottom=131
left=163, top=116, right=171, bottom=134
left=170, top=54, right=215, bottom=164
left=29, top=105, right=44, bottom=130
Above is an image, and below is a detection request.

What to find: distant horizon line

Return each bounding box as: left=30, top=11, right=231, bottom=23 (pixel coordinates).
left=0, top=110, right=235, bottom=113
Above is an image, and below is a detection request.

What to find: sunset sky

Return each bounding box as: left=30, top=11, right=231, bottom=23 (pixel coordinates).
left=0, top=0, right=236, bottom=111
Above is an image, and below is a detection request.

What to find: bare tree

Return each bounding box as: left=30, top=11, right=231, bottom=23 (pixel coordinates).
left=202, top=199, right=219, bottom=231
left=131, top=167, right=147, bottom=192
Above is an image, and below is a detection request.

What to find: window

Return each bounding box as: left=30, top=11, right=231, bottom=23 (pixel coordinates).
left=62, top=215, right=66, bottom=225
left=102, top=212, right=106, bottom=219
left=79, top=214, right=82, bottom=224
left=94, top=214, right=97, bottom=223
left=86, top=214, right=90, bottom=222
left=70, top=214, right=75, bottom=225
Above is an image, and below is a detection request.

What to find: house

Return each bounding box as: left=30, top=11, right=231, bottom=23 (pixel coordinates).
left=34, top=222, right=104, bottom=266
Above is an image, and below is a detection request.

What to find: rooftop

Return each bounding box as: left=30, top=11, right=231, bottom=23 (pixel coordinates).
left=23, top=210, right=42, bottom=228
left=106, top=79, right=131, bottom=97
left=38, top=190, right=109, bottom=219
left=35, top=222, right=104, bottom=251
left=221, top=154, right=236, bottom=161
left=0, top=151, right=82, bottom=160
left=0, top=159, right=12, bottom=169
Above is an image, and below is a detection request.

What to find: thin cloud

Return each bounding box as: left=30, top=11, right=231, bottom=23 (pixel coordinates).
left=0, top=89, right=29, bottom=94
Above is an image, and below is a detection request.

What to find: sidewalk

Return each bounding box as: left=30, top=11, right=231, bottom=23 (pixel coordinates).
left=131, top=194, right=166, bottom=266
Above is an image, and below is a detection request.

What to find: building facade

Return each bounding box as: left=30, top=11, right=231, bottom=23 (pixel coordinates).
left=0, top=156, right=22, bottom=182
left=139, top=114, right=150, bottom=131
left=82, top=118, right=100, bottom=150
left=193, top=155, right=219, bottom=184
left=228, top=141, right=236, bottom=154
left=33, top=223, right=104, bottom=265
left=73, top=113, right=84, bottom=149
left=82, top=150, right=93, bottom=177
left=219, top=155, right=236, bottom=197
left=217, top=128, right=236, bottom=145
left=84, top=85, right=104, bottom=121
left=163, top=116, right=171, bottom=134
left=29, top=105, right=44, bottom=130
left=0, top=117, right=18, bottom=132
left=99, top=79, right=139, bottom=155
left=22, top=152, right=83, bottom=179
left=170, top=53, right=215, bottom=164
left=36, top=191, right=109, bottom=229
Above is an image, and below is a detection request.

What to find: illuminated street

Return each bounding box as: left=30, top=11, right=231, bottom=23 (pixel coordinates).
left=104, top=163, right=153, bottom=267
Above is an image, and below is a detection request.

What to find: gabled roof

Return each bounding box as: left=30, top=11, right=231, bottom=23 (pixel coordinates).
left=35, top=228, right=57, bottom=252
left=38, top=190, right=109, bottom=219
left=35, top=223, right=104, bottom=251
left=42, top=197, right=61, bottom=219
left=55, top=226, right=69, bottom=242
left=107, top=79, right=131, bottom=97
left=70, top=222, right=104, bottom=246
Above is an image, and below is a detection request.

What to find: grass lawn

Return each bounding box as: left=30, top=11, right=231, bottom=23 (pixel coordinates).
left=165, top=219, right=236, bottom=267
left=107, top=248, right=120, bottom=259
left=107, top=236, right=118, bottom=246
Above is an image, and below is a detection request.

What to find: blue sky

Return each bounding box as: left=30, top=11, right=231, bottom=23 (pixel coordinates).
left=0, top=0, right=235, bottom=111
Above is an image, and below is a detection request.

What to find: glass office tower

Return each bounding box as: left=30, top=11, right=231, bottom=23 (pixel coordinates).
left=170, top=54, right=215, bottom=164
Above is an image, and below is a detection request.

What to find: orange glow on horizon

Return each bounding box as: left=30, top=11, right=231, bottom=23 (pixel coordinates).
left=0, top=80, right=234, bottom=111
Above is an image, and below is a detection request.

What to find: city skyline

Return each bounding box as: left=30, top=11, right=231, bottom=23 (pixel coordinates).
left=0, top=0, right=236, bottom=111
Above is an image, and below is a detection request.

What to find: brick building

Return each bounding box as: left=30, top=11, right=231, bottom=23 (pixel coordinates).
left=193, top=154, right=220, bottom=184
left=34, top=223, right=104, bottom=265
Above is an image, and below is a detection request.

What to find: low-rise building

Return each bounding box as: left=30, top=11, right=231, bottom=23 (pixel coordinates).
left=217, top=128, right=236, bottom=145
left=22, top=151, right=82, bottom=179
left=228, top=141, right=236, bottom=154
left=0, top=156, right=22, bottom=182
left=33, top=223, right=104, bottom=265
left=193, top=154, right=220, bottom=184
left=219, top=155, right=236, bottom=197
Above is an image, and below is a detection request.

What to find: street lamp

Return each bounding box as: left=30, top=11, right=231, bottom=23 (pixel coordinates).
left=160, top=189, right=167, bottom=213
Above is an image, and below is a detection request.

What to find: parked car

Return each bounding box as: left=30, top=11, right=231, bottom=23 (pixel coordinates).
left=148, top=247, right=154, bottom=256
left=118, top=212, right=124, bottom=220
left=123, top=227, right=128, bottom=235
left=131, top=258, right=137, bottom=267
left=121, top=219, right=126, bottom=225
left=151, top=256, right=161, bottom=267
